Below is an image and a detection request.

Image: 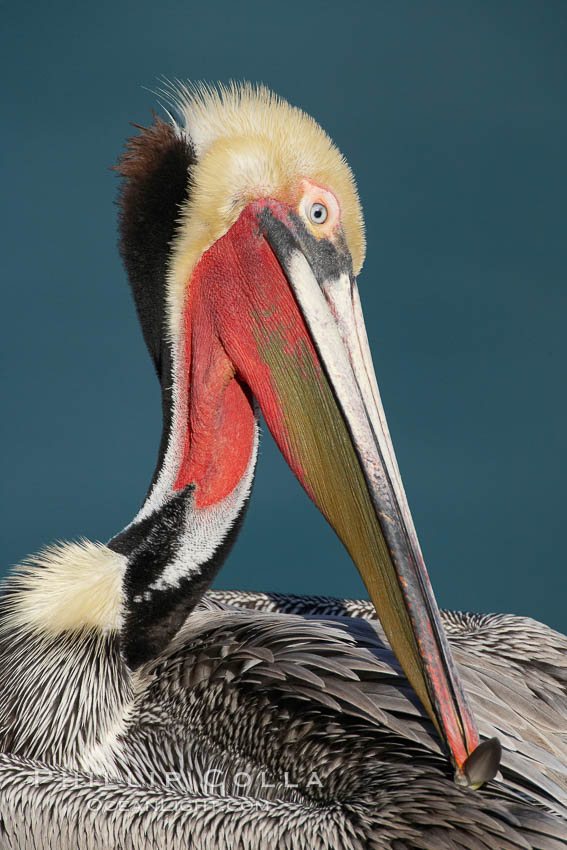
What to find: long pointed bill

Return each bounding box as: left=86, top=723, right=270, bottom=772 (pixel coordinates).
left=186, top=199, right=496, bottom=781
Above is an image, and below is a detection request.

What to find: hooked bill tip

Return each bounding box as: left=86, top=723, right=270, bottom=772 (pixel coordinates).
left=455, top=737, right=502, bottom=789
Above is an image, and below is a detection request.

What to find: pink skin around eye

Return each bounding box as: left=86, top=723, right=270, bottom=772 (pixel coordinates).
left=298, top=178, right=341, bottom=235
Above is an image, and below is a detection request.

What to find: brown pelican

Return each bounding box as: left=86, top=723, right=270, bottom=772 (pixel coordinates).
left=0, top=82, right=566, bottom=849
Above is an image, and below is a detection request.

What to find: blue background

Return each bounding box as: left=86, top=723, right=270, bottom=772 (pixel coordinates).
left=2, top=2, right=566, bottom=630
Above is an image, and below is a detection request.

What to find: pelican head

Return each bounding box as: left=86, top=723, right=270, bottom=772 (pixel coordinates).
left=114, top=82, right=493, bottom=782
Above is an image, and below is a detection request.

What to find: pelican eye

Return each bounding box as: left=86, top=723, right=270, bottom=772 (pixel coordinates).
left=309, top=202, right=328, bottom=224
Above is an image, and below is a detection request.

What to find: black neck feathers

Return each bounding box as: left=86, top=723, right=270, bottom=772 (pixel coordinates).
left=117, top=116, right=196, bottom=497
left=108, top=485, right=252, bottom=669
left=116, top=116, right=195, bottom=379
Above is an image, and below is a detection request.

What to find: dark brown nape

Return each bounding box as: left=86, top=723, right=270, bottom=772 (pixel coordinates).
left=116, top=116, right=195, bottom=378
left=116, top=116, right=196, bottom=499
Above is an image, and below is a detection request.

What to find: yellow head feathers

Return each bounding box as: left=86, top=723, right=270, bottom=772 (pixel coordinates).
left=163, top=81, right=366, bottom=339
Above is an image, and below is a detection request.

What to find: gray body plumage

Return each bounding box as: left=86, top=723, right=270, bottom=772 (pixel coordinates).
left=1, top=590, right=567, bottom=848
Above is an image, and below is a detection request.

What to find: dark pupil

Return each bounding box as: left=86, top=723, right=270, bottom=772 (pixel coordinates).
left=313, top=207, right=322, bottom=219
